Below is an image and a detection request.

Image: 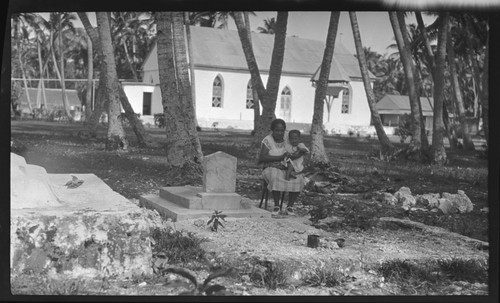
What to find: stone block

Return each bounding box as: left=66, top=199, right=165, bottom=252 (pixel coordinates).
left=202, top=151, right=237, bottom=193
left=197, top=192, right=242, bottom=210
left=159, top=186, right=203, bottom=209
left=11, top=173, right=155, bottom=279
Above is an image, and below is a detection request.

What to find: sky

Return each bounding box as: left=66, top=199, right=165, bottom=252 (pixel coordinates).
left=66, top=11, right=436, bottom=57
left=237, top=11, right=438, bottom=57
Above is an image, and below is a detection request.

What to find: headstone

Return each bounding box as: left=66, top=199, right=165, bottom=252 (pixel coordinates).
left=202, top=151, right=237, bottom=193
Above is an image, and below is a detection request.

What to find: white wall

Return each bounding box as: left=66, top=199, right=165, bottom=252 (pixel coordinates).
left=141, top=60, right=373, bottom=133
left=122, top=85, right=145, bottom=114
left=322, top=81, right=371, bottom=126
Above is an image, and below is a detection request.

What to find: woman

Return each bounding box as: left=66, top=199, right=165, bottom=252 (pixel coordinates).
left=259, top=119, right=307, bottom=215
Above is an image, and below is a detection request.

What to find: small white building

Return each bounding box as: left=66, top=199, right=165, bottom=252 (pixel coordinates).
left=128, top=26, right=378, bottom=134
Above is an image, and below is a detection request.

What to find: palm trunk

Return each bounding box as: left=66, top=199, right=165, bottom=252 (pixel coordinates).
left=350, top=11, right=394, bottom=154
left=18, top=46, right=33, bottom=113
left=481, top=24, right=488, bottom=147
left=258, top=12, right=288, bottom=145
left=310, top=11, right=340, bottom=165
left=157, top=12, right=203, bottom=166
left=121, top=39, right=139, bottom=81
left=242, top=11, right=262, bottom=134
left=85, top=32, right=93, bottom=121
left=96, top=12, right=129, bottom=150
left=389, top=11, right=422, bottom=153
left=431, top=13, right=449, bottom=165
left=184, top=13, right=199, bottom=128
left=58, top=18, right=74, bottom=122
left=447, top=34, right=475, bottom=150
left=79, top=12, right=154, bottom=147
left=415, top=11, right=436, bottom=77
left=37, top=40, right=48, bottom=109
left=232, top=11, right=273, bottom=145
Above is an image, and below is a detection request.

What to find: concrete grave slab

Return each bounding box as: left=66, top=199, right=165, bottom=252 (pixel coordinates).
left=140, top=151, right=272, bottom=221
left=10, top=153, right=154, bottom=280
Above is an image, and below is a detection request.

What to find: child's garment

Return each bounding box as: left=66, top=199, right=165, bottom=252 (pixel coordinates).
left=282, top=143, right=309, bottom=173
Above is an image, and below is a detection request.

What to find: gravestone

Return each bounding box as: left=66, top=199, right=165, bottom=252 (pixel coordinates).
left=140, top=151, right=270, bottom=221
left=203, top=151, right=236, bottom=193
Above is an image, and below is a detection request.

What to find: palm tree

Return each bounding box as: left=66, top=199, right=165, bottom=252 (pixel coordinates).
left=184, top=12, right=199, bottom=128
left=156, top=11, right=203, bottom=166
left=349, top=11, right=394, bottom=154
left=481, top=21, right=488, bottom=147
left=232, top=11, right=288, bottom=146
left=257, top=17, right=276, bottom=34
left=430, top=13, right=450, bottom=165
left=78, top=12, right=156, bottom=147
left=447, top=20, right=475, bottom=151
left=310, top=12, right=341, bottom=166
left=96, top=12, right=128, bottom=150
left=12, top=13, right=37, bottom=113
left=57, top=12, right=75, bottom=122
left=388, top=11, right=424, bottom=154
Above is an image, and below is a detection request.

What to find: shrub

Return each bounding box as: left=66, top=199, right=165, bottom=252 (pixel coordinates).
left=150, top=228, right=207, bottom=264
left=154, top=113, right=166, bottom=128
left=394, top=114, right=413, bottom=143
left=249, top=260, right=290, bottom=290
left=302, top=263, right=345, bottom=287
left=437, top=258, right=488, bottom=284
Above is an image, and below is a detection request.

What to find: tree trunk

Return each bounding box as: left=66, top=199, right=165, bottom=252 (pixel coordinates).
left=310, top=12, right=340, bottom=165
left=481, top=24, right=488, bottom=147
left=447, top=33, right=475, bottom=150
left=37, top=40, right=48, bottom=109
left=431, top=13, right=449, bottom=165
left=96, top=12, right=129, bottom=151
left=464, top=17, right=483, bottom=120
left=122, top=39, right=139, bottom=81
left=17, top=40, right=33, bottom=113
left=389, top=11, right=422, bottom=153
left=258, top=12, right=288, bottom=145
left=232, top=11, right=282, bottom=146
left=117, top=85, right=157, bottom=147
left=415, top=11, right=436, bottom=78
left=349, top=11, right=394, bottom=154
left=58, top=18, right=74, bottom=122
left=156, top=12, right=203, bottom=166
left=242, top=11, right=262, bottom=134
left=184, top=12, right=199, bottom=128
left=80, top=12, right=154, bottom=147
left=85, top=32, right=93, bottom=121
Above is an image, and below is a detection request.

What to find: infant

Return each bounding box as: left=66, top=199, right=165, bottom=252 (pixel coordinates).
left=282, top=130, right=309, bottom=181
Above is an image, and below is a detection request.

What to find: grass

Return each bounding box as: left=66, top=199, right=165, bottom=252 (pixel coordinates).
left=150, top=228, right=207, bottom=265
left=249, top=260, right=291, bottom=290
left=9, top=121, right=490, bottom=295
left=376, top=258, right=488, bottom=295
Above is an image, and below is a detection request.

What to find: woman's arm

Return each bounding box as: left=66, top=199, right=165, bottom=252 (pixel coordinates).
left=259, top=144, right=287, bottom=163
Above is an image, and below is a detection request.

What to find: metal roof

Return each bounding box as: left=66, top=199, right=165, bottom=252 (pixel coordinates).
left=17, top=88, right=81, bottom=112
left=376, top=94, right=434, bottom=116
left=145, top=26, right=375, bottom=79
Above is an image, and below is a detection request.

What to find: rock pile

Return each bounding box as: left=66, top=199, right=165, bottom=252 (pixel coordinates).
left=377, top=187, right=474, bottom=215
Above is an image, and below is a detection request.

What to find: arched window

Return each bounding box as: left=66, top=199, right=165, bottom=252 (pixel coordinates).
left=280, top=86, right=292, bottom=121
left=246, top=80, right=254, bottom=109
left=212, top=75, right=223, bottom=108
left=341, top=84, right=353, bottom=114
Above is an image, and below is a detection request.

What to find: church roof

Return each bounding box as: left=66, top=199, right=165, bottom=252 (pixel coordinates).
left=145, top=26, right=376, bottom=80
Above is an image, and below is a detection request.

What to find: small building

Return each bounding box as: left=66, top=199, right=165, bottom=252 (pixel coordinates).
left=135, top=26, right=377, bottom=134
left=376, top=94, right=434, bottom=130
left=15, top=88, right=82, bottom=120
